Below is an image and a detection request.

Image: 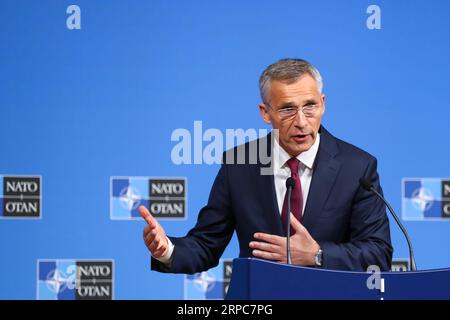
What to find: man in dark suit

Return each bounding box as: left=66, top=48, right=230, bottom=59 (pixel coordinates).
left=140, top=59, right=393, bottom=272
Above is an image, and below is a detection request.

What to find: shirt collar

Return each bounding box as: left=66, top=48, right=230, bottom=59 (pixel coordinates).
left=273, top=132, right=321, bottom=170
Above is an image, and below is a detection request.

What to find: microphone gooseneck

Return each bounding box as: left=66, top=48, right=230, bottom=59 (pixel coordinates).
left=286, top=177, right=296, bottom=265
left=359, top=178, right=417, bottom=271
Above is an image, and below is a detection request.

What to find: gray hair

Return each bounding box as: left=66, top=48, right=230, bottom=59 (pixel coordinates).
left=259, top=58, right=323, bottom=103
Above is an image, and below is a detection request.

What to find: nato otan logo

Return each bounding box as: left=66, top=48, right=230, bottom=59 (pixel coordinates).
left=110, top=177, right=187, bottom=220
left=391, top=259, right=410, bottom=272
left=0, top=175, right=41, bottom=218
left=184, top=259, right=232, bottom=300
left=402, top=178, right=450, bottom=220
left=37, top=260, right=114, bottom=300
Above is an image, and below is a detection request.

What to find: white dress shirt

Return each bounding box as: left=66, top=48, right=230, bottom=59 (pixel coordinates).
left=154, top=133, right=321, bottom=264
left=273, top=133, right=321, bottom=215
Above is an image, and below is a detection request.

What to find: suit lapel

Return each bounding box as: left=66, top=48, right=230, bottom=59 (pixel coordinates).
left=256, top=132, right=285, bottom=235
left=302, top=127, right=341, bottom=226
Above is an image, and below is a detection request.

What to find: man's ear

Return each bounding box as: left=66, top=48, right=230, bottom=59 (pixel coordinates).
left=259, top=103, right=272, bottom=125
left=320, top=94, right=326, bottom=116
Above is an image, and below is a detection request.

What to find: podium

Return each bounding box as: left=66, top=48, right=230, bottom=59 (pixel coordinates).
left=226, top=258, right=450, bottom=300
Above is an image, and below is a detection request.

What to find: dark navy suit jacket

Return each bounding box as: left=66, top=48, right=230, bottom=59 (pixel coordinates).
left=152, top=126, right=393, bottom=273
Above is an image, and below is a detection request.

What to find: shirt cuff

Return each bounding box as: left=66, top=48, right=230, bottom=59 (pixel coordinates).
left=153, top=237, right=174, bottom=265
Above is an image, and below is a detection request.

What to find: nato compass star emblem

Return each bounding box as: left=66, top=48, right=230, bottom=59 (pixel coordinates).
left=119, top=186, right=141, bottom=211
left=192, top=271, right=216, bottom=293
left=184, top=261, right=232, bottom=300
left=44, top=267, right=76, bottom=294
left=411, top=188, right=434, bottom=212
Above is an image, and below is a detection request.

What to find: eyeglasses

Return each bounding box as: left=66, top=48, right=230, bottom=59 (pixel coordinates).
left=265, top=102, right=321, bottom=121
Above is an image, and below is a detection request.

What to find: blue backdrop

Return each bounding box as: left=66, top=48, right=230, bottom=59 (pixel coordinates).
left=1, top=0, right=449, bottom=299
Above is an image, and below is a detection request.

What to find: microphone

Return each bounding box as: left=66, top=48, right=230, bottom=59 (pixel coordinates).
left=359, top=178, right=417, bottom=271
left=285, top=177, right=296, bottom=265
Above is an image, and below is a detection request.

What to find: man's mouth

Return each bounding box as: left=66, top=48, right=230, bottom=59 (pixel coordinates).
left=291, top=134, right=309, bottom=143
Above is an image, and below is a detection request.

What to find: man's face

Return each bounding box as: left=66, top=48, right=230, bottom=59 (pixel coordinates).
left=259, top=75, right=325, bottom=157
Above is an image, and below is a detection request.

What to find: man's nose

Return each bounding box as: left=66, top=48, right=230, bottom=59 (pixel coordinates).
left=294, top=109, right=308, bottom=128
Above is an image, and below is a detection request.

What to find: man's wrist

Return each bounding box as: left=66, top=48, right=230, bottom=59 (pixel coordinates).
left=154, top=237, right=174, bottom=265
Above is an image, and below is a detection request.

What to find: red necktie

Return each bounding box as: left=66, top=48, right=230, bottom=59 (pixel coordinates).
left=281, top=157, right=303, bottom=235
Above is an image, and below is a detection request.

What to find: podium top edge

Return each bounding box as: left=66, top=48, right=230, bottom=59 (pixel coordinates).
left=233, top=258, right=450, bottom=275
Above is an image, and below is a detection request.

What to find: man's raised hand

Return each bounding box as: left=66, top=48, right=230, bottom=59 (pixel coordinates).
left=139, top=205, right=169, bottom=258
